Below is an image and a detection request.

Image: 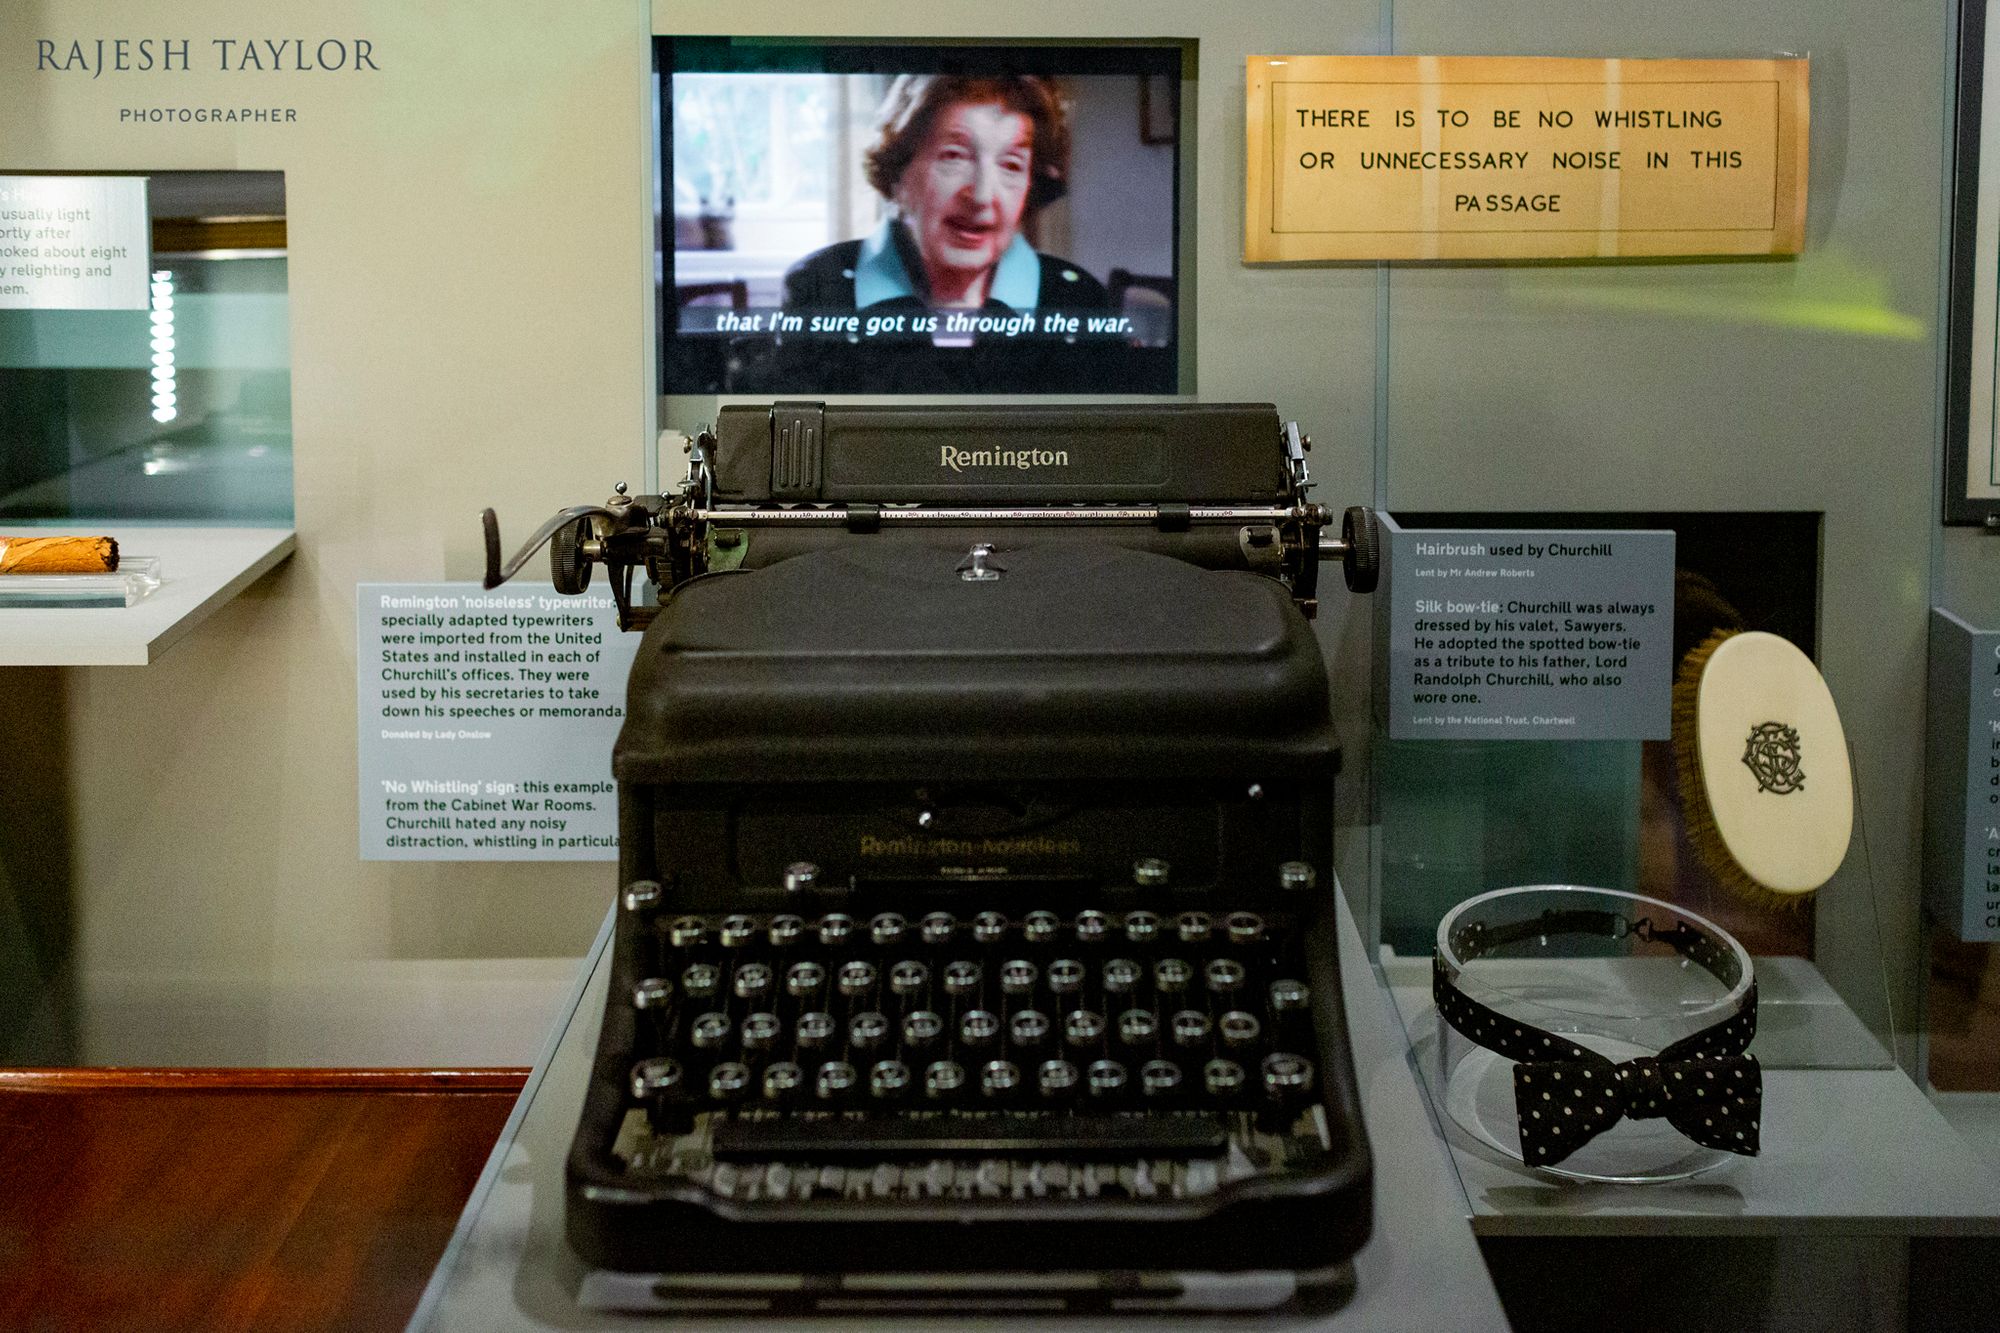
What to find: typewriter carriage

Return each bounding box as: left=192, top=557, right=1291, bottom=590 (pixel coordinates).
left=483, top=402, right=1381, bottom=633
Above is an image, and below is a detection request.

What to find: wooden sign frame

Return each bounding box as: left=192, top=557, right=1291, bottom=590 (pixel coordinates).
left=1245, top=55, right=1810, bottom=262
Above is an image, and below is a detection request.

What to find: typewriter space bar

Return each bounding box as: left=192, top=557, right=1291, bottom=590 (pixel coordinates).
left=710, top=1114, right=1227, bottom=1159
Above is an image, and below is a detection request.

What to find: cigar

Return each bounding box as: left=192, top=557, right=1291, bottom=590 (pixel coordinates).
left=0, top=536, right=120, bottom=574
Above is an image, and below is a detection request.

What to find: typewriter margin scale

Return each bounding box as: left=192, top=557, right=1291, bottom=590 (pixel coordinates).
left=483, top=402, right=1383, bottom=1316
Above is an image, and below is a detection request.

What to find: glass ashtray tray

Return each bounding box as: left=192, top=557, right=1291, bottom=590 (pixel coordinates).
left=0, top=556, right=162, bottom=608
left=1434, top=885, right=1754, bottom=1184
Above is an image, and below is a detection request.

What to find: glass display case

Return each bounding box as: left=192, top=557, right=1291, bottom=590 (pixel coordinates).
left=0, top=171, right=291, bottom=526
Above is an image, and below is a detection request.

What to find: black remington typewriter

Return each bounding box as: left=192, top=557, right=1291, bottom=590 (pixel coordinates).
left=482, top=402, right=1382, bottom=1315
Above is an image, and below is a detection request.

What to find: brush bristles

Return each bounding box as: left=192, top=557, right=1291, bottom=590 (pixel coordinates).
left=1671, top=629, right=1812, bottom=910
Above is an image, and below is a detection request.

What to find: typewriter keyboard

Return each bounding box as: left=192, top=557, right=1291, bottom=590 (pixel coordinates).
left=610, top=902, right=1334, bottom=1204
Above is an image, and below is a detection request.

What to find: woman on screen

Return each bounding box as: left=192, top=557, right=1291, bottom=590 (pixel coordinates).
left=782, top=73, right=1110, bottom=315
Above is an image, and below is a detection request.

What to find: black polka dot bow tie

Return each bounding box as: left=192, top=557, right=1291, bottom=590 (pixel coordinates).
left=1432, top=908, right=1761, bottom=1170
left=1509, top=1039, right=1761, bottom=1167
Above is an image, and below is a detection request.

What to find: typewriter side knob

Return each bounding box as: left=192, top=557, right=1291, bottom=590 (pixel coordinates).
left=550, top=516, right=594, bottom=595
left=1341, top=505, right=1382, bottom=594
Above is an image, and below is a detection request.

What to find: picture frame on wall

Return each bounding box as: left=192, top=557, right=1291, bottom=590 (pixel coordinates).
left=1947, top=0, right=2000, bottom=524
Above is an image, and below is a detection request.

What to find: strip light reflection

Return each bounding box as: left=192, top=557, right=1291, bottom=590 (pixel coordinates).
left=149, top=269, right=177, bottom=423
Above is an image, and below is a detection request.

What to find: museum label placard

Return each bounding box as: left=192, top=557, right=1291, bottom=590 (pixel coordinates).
left=0, top=175, right=150, bottom=309
left=1925, top=609, right=2000, bottom=941
left=1377, top=518, right=1676, bottom=740
left=356, top=583, right=640, bottom=861
left=1246, top=55, right=1810, bottom=261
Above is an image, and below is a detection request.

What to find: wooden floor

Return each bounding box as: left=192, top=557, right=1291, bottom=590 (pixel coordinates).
left=0, top=1068, right=526, bottom=1333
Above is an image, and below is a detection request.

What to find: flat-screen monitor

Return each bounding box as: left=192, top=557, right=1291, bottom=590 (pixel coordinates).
left=657, top=38, right=1183, bottom=396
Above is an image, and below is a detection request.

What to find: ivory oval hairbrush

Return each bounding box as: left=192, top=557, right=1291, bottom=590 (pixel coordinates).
left=1672, top=629, right=1852, bottom=906
left=0, top=535, right=119, bottom=575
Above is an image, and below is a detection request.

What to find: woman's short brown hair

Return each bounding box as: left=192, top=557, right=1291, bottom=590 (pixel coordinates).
left=864, top=74, right=1072, bottom=214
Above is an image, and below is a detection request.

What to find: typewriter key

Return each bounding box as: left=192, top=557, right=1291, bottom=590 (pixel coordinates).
left=1117, top=1008, right=1158, bottom=1045
left=622, top=880, right=662, bottom=913
left=630, top=1057, right=681, bottom=1100
left=768, top=914, right=805, bottom=948
left=1023, top=911, right=1060, bottom=944
left=1087, top=1059, right=1128, bottom=1097
left=1176, top=912, right=1212, bottom=944
left=973, top=911, right=1009, bottom=945
left=1141, top=1059, right=1183, bottom=1096
left=1132, top=857, right=1170, bottom=887
left=690, top=1012, right=732, bottom=1050
left=669, top=916, right=706, bottom=948
left=732, top=963, right=774, bottom=1002
left=785, top=960, right=827, bottom=998
left=870, top=1059, right=911, bottom=1100
left=1204, top=1058, right=1246, bottom=1097
left=1270, top=978, right=1311, bottom=1012
left=632, top=977, right=673, bottom=1011
left=1170, top=1010, right=1212, bottom=1047
left=943, top=960, right=983, bottom=996
left=902, top=1010, right=943, bottom=1048
left=1226, top=912, right=1265, bottom=945
left=1102, top=958, right=1141, bottom=995
left=1064, top=1009, right=1106, bottom=1048
left=889, top=960, right=929, bottom=997
left=869, top=912, right=908, bottom=947
left=924, top=1060, right=966, bottom=1099
left=1123, top=910, right=1161, bottom=944
left=1009, top=1010, right=1051, bottom=1049
left=1039, top=1058, right=1081, bottom=1097
left=796, top=1011, right=836, bottom=1050
left=1219, top=1011, right=1262, bottom=1048
left=721, top=915, right=758, bottom=948
left=681, top=963, right=721, bottom=999
left=762, top=1061, right=803, bottom=1103
left=1074, top=910, right=1111, bottom=944
left=818, top=913, right=855, bottom=947
left=981, top=1060, right=1022, bottom=1098
left=709, top=1062, right=750, bottom=1101
left=784, top=861, right=819, bottom=893
left=959, top=1010, right=1000, bottom=1047
left=742, top=1011, right=782, bottom=1051
left=920, top=911, right=957, bottom=946
left=1205, top=958, right=1248, bottom=994
left=837, top=960, right=878, bottom=997
left=816, top=1061, right=857, bottom=1101
left=1262, top=1052, right=1315, bottom=1099
left=1047, top=959, right=1085, bottom=995
left=849, top=1011, right=889, bottom=1051
left=1278, top=860, right=1318, bottom=893
left=1154, top=958, right=1193, bottom=993
left=1000, top=959, right=1039, bottom=996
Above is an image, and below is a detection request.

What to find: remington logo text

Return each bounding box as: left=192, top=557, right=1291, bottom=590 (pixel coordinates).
left=939, top=446, right=1070, bottom=473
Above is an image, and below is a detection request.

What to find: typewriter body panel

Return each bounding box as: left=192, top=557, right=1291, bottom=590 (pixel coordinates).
left=496, top=402, right=1377, bottom=1313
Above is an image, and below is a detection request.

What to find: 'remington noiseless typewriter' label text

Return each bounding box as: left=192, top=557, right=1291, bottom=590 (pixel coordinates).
left=859, top=834, right=1084, bottom=858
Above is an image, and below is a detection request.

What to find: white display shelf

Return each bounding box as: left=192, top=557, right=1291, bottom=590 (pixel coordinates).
left=1384, top=955, right=2000, bottom=1237
left=0, top=524, right=295, bottom=666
